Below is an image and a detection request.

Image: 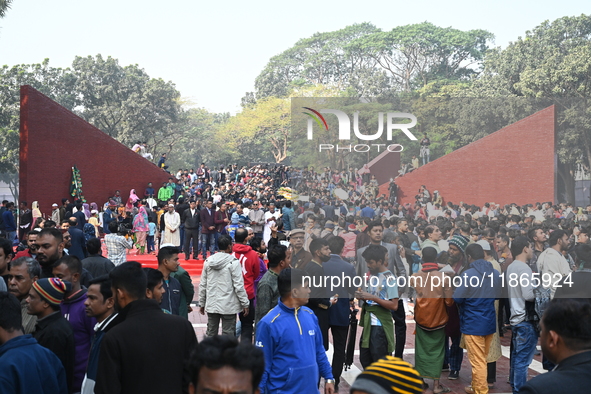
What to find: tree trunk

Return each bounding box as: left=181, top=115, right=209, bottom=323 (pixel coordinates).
left=557, top=161, right=575, bottom=204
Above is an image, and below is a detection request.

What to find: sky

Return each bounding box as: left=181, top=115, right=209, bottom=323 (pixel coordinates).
left=0, top=0, right=588, bottom=114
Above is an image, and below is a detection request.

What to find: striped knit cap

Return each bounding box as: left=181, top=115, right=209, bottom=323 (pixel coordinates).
left=448, top=234, right=469, bottom=254
left=350, top=356, right=423, bottom=394
left=32, top=278, right=70, bottom=305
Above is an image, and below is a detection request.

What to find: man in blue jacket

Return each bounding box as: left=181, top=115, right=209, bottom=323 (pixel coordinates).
left=256, top=268, right=335, bottom=394
left=0, top=292, right=68, bottom=394
left=2, top=202, right=17, bottom=244
left=281, top=201, right=296, bottom=234
left=453, top=243, right=501, bottom=394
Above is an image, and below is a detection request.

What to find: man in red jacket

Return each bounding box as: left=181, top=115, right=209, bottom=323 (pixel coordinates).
left=232, top=227, right=260, bottom=343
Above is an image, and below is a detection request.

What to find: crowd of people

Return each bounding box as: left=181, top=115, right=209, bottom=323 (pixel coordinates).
left=1, top=161, right=591, bottom=394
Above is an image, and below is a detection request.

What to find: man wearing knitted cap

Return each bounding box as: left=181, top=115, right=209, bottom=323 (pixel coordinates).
left=350, top=355, right=423, bottom=394
left=448, top=235, right=469, bottom=275
left=26, top=277, right=75, bottom=392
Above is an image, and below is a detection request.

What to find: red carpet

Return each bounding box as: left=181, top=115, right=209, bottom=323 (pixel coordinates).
left=122, top=250, right=204, bottom=282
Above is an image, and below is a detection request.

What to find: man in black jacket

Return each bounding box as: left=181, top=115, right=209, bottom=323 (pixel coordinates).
left=27, top=277, right=75, bottom=393
left=520, top=298, right=591, bottom=393
left=305, top=238, right=334, bottom=351
left=182, top=200, right=200, bottom=260
left=82, top=238, right=115, bottom=278
left=66, top=218, right=87, bottom=261
left=95, top=261, right=197, bottom=394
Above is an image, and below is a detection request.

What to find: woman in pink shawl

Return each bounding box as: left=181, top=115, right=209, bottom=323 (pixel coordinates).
left=133, top=205, right=149, bottom=255
left=129, top=189, right=140, bottom=203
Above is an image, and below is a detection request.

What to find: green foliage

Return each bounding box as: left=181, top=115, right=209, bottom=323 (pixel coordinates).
left=0, top=56, right=206, bottom=177
left=0, top=0, right=12, bottom=18
left=468, top=14, right=591, bottom=201
left=255, top=22, right=493, bottom=100
left=168, top=108, right=232, bottom=170
left=0, top=60, right=77, bottom=179
left=71, top=55, right=182, bottom=150
left=255, top=23, right=385, bottom=99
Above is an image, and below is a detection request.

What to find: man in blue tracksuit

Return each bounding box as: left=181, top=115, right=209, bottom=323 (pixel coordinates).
left=256, top=268, right=335, bottom=394
left=453, top=243, right=501, bottom=394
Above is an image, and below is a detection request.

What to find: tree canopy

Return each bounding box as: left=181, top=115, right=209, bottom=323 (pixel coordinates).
left=2, top=15, right=591, bottom=203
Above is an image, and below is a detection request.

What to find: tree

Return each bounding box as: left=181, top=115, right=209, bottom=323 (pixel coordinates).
left=0, top=60, right=76, bottom=199
left=71, top=54, right=182, bottom=151
left=346, top=22, right=493, bottom=92
left=468, top=14, right=591, bottom=203
left=255, top=22, right=493, bottom=100
left=169, top=108, right=232, bottom=170
left=0, top=0, right=12, bottom=18
left=222, top=96, right=291, bottom=164
left=255, top=23, right=382, bottom=99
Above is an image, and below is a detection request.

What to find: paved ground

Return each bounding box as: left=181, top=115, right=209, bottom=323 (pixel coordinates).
left=129, top=251, right=544, bottom=394
left=187, top=293, right=544, bottom=394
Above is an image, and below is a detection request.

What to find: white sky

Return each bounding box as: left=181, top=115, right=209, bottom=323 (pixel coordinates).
left=0, top=0, right=588, bottom=114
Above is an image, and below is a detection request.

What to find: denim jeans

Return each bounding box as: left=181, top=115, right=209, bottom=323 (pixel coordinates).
left=510, top=321, right=538, bottom=393
left=213, top=231, right=220, bottom=252
left=200, top=232, right=215, bottom=257
left=420, top=146, right=430, bottom=165
left=147, top=235, right=155, bottom=253
left=6, top=231, right=16, bottom=245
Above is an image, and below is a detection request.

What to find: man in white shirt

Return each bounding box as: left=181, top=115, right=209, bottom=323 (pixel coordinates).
left=536, top=229, right=572, bottom=299
left=263, top=203, right=281, bottom=244
left=163, top=204, right=181, bottom=247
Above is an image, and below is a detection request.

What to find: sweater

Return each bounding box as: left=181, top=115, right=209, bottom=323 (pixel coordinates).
left=255, top=270, right=280, bottom=326
left=232, top=244, right=260, bottom=299
left=60, top=289, right=97, bottom=392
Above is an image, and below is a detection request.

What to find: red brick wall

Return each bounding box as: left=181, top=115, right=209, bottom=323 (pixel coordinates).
left=365, top=149, right=401, bottom=186
left=19, top=85, right=170, bottom=216
left=382, top=106, right=556, bottom=207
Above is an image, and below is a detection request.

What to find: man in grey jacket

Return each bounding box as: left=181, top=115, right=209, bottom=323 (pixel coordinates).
left=199, top=234, right=249, bottom=337
left=357, top=220, right=407, bottom=358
